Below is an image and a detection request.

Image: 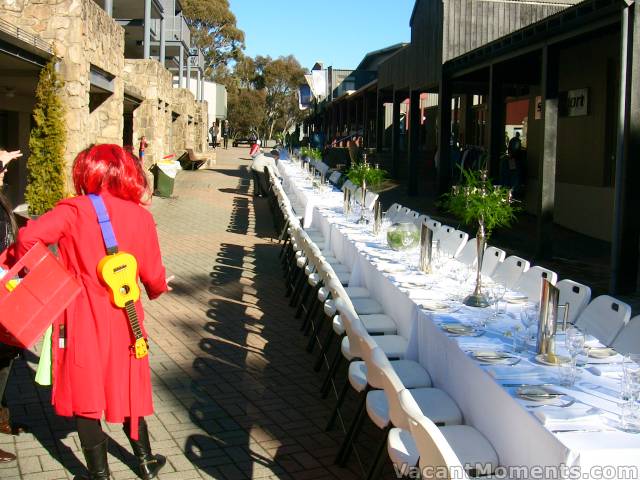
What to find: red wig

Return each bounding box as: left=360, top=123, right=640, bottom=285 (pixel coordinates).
left=73, top=144, right=148, bottom=203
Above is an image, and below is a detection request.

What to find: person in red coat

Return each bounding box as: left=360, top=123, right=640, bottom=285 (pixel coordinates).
left=15, top=144, right=172, bottom=480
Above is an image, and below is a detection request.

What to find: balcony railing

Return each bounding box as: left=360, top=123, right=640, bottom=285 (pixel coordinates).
left=0, top=17, right=53, bottom=55
left=164, top=13, right=190, bottom=47
left=188, top=48, right=204, bottom=71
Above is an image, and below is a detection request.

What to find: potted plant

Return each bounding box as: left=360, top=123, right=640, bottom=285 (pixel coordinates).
left=346, top=156, right=386, bottom=223
left=24, top=58, right=67, bottom=219
left=442, top=168, right=518, bottom=307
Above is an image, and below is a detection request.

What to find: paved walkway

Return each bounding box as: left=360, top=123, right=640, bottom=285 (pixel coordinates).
left=2, top=148, right=367, bottom=479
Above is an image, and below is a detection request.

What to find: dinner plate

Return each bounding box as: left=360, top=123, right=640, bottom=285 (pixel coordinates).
left=588, top=347, right=617, bottom=359
left=441, top=323, right=483, bottom=336
left=535, top=353, right=571, bottom=366
left=517, top=386, right=566, bottom=403
left=470, top=350, right=519, bottom=364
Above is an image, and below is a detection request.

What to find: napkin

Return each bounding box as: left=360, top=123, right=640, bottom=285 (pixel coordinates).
left=533, top=405, right=604, bottom=431
left=375, top=262, right=407, bottom=273
left=586, top=364, right=623, bottom=378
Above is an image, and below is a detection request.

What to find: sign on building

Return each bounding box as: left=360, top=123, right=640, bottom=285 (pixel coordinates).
left=560, top=88, right=589, bottom=117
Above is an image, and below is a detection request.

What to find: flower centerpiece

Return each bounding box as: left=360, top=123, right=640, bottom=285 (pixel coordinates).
left=442, top=168, right=518, bottom=307
left=346, top=154, right=386, bottom=223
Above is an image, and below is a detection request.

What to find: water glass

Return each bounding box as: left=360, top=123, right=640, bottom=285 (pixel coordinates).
left=490, top=283, right=507, bottom=319
left=564, top=327, right=585, bottom=386
left=520, top=304, right=538, bottom=348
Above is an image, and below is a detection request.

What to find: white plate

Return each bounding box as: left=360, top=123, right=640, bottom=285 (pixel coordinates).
left=535, top=353, right=571, bottom=366
left=517, top=386, right=566, bottom=403
left=588, top=347, right=617, bottom=359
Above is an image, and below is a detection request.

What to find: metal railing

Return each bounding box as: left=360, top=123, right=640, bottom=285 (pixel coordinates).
left=165, top=13, right=189, bottom=47
left=188, top=48, right=204, bottom=70
left=0, top=17, right=53, bottom=54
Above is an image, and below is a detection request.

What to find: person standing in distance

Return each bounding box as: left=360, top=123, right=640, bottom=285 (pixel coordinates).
left=222, top=120, right=230, bottom=150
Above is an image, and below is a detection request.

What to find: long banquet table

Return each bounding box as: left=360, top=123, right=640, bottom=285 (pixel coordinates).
left=278, top=159, right=640, bottom=478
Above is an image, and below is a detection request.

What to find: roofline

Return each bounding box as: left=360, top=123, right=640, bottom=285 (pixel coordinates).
left=355, top=42, right=409, bottom=70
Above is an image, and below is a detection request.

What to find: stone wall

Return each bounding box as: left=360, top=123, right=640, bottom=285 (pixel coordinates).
left=0, top=0, right=124, bottom=173
left=1, top=0, right=209, bottom=179
left=123, top=59, right=173, bottom=168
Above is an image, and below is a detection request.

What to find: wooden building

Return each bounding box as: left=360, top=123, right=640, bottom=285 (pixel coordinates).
left=309, top=0, right=640, bottom=293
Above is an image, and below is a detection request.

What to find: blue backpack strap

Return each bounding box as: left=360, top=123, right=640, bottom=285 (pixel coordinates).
left=88, top=194, right=119, bottom=255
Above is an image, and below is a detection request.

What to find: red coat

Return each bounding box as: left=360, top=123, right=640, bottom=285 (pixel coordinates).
left=16, top=192, right=167, bottom=434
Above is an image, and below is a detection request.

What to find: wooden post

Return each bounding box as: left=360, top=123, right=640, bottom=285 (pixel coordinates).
left=376, top=90, right=385, bottom=152
left=408, top=89, right=421, bottom=196
left=611, top=5, right=640, bottom=293
left=391, top=89, right=401, bottom=177
left=437, top=76, right=453, bottom=195
left=536, top=46, right=559, bottom=260
left=487, top=64, right=505, bottom=179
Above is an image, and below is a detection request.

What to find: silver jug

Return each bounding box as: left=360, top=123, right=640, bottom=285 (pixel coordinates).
left=537, top=279, right=559, bottom=356
left=419, top=223, right=433, bottom=274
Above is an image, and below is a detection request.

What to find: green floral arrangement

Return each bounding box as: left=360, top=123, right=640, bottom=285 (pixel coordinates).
left=26, top=58, right=67, bottom=216
left=442, top=168, right=518, bottom=235
left=347, top=161, right=387, bottom=191
left=300, top=146, right=322, bottom=161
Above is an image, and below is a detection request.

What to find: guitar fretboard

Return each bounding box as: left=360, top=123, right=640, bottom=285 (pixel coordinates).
left=124, top=301, right=144, bottom=340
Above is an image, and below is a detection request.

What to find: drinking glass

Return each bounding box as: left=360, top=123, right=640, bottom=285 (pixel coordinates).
left=520, top=304, right=538, bottom=349
left=490, top=283, right=507, bottom=320
left=621, top=355, right=640, bottom=432
left=564, top=327, right=585, bottom=386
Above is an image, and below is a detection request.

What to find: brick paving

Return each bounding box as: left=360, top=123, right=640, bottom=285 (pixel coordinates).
left=1, top=148, right=373, bottom=479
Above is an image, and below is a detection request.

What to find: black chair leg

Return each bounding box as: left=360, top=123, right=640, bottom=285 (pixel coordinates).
left=365, top=426, right=392, bottom=480
left=314, top=329, right=338, bottom=372
left=320, top=349, right=343, bottom=399
left=305, top=310, right=324, bottom=353
left=325, top=379, right=351, bottom=432
left=335, top=391, right=368, bottom=466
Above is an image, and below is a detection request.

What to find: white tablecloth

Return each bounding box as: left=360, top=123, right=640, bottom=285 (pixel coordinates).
left=278, top=160, right=640, bottom=478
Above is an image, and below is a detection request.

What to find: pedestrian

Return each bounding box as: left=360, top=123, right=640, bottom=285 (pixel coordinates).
left=138, top=136, right=148, bottom=161
left=13, top=144, right=172, bottom=480
left=250, top=147, right=280, bottom=197
left=209, top=122, right=218, bottom=149
left=507, top=132, right=522, bottom=191
left=222, top=120, right=230, bottom=149
left=0, top=148, right=25, bottom=464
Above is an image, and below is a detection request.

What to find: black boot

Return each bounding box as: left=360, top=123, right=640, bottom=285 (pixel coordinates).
left=74, top=438, right=109, bottom=480
left=125, top=419, right=166, bottom=480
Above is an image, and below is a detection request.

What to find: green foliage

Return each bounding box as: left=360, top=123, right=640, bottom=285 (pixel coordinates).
left=25, top=59, right=66, bottom=216
left=227, top=88, right=265, bottom=138
left=300, top=147, right=322, bottom=160
left=441, top=168, right=518, bottom=234
left=347, top=162, right=387, bottom=191
left=182, top=0, right=245, bottom=75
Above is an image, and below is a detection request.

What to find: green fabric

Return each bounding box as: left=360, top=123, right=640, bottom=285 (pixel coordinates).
left=35, top=325, right=52, bottom=386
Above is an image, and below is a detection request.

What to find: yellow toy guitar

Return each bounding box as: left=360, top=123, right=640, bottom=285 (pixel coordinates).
left=97, top=252, right=148, bottom=359
left=89, top=194, right=148, bottom=359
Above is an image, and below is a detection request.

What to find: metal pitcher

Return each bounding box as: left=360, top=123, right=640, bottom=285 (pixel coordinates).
left=373, top=200, right=382, bottom=235
left=419, top=223, right=433, bottom=274
left=537, top=279, right=559, bottom=355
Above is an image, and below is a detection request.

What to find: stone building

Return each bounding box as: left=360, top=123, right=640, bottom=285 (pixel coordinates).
left=0, top=0, right=215, bottom=205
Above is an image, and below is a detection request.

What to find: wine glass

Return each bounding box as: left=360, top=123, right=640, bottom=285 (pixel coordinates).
left=520, top=304, right=538, bottom=349
left=489, top=283, right=507, bottom=320
left=565, top=327, right=585, bottom=386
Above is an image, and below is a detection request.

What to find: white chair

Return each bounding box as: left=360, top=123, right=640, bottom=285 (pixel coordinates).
left=575, top=295, right=631, bottom=346
left=512, top=266, right=558, bottom=302
left=405, top=389, right=499, bottom=480
left=338, top=345, right=462, bottom=469
left=328, top=171, right=341, bottom=185
left=364, top=191, right=379, bottom=210
left=491, top=255, right=529, bottom=289
left=442, top=229, right=468, bottom=258
left=433, top=224, right=452, bottom=244
left=480, top=246, right=506, bottom=277
left=386, top=389, right=499, bottom=479
left=386, top=203, right=403, bottom=222
left=414, top=214, right=430, bottom=228
left=556, top=279, right=591, bottom=325
left=342, top=179, right=356, bottom=194
left=455, top=239, right=477, bottom=267
left=611, top=315, right=640, bottom=355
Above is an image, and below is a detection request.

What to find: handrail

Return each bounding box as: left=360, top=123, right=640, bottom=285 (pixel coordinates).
left=0, top=17, right=53, bottom=54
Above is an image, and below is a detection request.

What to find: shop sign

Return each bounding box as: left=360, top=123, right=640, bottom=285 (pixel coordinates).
left=535, top=96, right=542, bottom=120
left=560, top=88, right=589, bottom=117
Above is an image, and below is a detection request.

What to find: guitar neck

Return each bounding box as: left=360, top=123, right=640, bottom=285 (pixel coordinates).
left=124, top=301, right=144, bottom=340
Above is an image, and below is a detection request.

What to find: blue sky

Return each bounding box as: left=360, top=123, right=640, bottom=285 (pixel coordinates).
left=228, top=0, right=415, bottom=70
